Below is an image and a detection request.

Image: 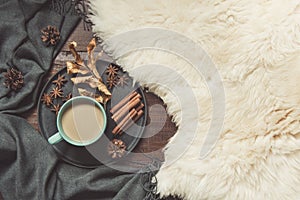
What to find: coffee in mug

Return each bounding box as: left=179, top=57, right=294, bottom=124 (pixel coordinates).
left=48, top=96, right=107, bottom=146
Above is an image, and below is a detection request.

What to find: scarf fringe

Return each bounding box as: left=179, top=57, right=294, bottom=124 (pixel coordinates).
left=51, top=0, right=93, bottom=31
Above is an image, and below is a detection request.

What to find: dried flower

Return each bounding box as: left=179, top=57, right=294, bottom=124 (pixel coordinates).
left=50, top=87, right=63, bottom=98
left=3, top=68, right=24, bottom=91
left=41, top=25, right=60, bottom=46
left=106, top=76, right=118, bottom=89
left=108, top=139, right=126, bottom=159
left=51, top=104, right=61, bottom=115
left=52, top=74, right=67, bottom=88
left=62, top=93, right=72, bottom=102
left=66, top=39, right=111, bottom=104
left=105, top=65, right=119, bottom=77
left=117, top=74, right=129, bottom=87
left=41, top=93, right=53, bottom=106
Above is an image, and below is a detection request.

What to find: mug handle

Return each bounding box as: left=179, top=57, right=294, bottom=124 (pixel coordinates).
left=48, top=132, right=63, bottom=144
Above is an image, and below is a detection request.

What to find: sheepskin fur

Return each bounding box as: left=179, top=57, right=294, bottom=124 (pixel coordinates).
left=89, top=1, right=300, bottom=199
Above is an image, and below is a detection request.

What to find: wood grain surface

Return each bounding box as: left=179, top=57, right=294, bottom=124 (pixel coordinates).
left=20, top=22, right=181, bottom=200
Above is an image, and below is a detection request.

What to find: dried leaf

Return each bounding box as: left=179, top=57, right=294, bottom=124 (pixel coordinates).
left=71, top=76, right=112, bottom=98
left=66, top=61, right=90, bottom=75
left=98, top=81, right=112, bottom=97
left=68, top=41, right=83, bottom=65
left=66, top=40, right=111, bottom=104
left=77, top=88, right=105, bottom=103
left=71, top=76, right=98, bottom=88
left=87, top=38, right=101, bottom=79
left=87, top=38, right=96, bottom=52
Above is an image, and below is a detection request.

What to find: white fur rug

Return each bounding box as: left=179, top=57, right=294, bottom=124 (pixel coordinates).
left=89, top=1, right=300, bottom=199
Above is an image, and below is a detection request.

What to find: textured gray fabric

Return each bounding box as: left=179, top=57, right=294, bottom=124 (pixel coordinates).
left=0, top=0, right=78, bottom=114
left=0, top=114, right=146, bottom=200
left=0, top=1, right=148, bottom=199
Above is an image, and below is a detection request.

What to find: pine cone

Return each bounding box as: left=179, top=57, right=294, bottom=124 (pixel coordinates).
left=41, top=25, right=60, bottom=46
left=108, top=139, right=126, bottom=159
left=3, top=68, right=24, bottom=91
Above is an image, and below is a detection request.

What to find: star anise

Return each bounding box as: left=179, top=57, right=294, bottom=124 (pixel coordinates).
left=51, top=104, right=61, bottom=115
left=41, top=25, right=60, bottom=46
left=3, top=68, right=24, bottom=91
left=52, top=74, right=67, bottom=88
left=62, top=93, right=72, bottom=102
left=108, top=139, right=126, bottom=159
left=105, top=65, right=119, bottom=77
left=41, top=93, right=53, bottom=106
left=106, top=76, right=118, bottom=89
left=117, top=74, right=129, bottom=87
left=50, top=87, right=63, bottom=98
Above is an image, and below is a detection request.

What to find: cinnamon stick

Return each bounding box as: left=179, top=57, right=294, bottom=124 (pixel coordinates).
left=117, top=110, right=144, bottom=134
left=111, top=93, right=141, bottom=120
left=135, top=103, right=144, bottom=112
left=112, top=96, right=141, bottom=122
left=112, top=109, right=137, bottom=134
left=112, top=103, right=144, bottom=134
left=110, top=91, right=138, bottom=114
left=114, top=102, right=144, bottom=124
